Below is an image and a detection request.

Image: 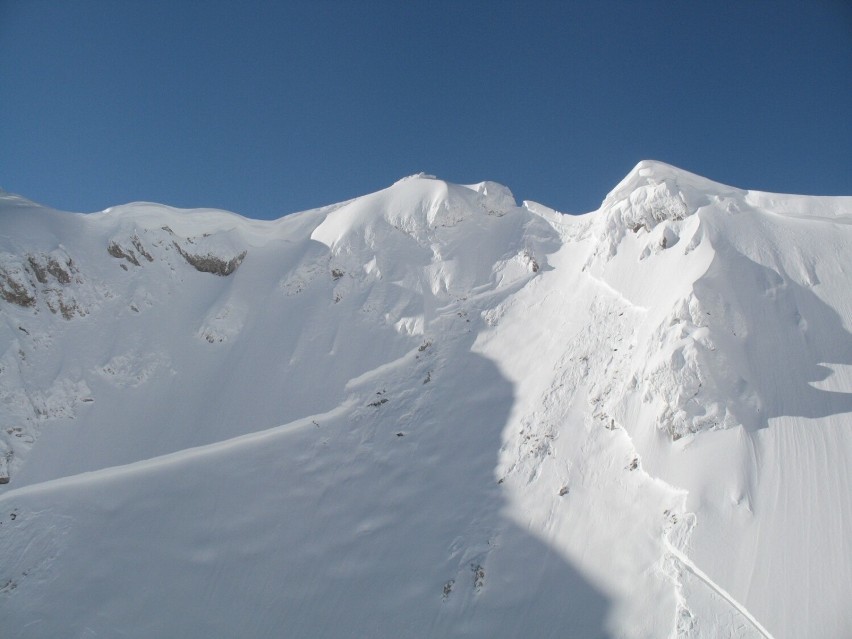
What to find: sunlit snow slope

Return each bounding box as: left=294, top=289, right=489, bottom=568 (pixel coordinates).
left=1, top=163, right=850, bottom=638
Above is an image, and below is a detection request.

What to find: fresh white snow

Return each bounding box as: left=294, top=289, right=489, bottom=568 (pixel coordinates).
left=0, top=161, right=850, bottom=638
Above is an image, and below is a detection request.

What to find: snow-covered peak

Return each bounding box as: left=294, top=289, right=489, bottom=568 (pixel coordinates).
left=583, top=160, right=752, bottom=264
left=393, top=172, right=439, bottom=183
left=601, top=159, right=852, bottom=228
left=305, top=175, right=549, bottom=301
left=600, top=161, right=729, bottom=232
left=310, top=175, right=518, bottom=253
left=604, top=160, right=744, bottom=207
left=463, top=180, right=518, bottom=211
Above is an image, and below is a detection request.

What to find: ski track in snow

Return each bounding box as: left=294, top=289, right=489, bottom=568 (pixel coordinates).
left=664, top=539, right=775, bottom=639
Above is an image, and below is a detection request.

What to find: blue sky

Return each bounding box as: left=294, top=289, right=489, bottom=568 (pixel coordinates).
left=1, top=1, right=850, bottom=219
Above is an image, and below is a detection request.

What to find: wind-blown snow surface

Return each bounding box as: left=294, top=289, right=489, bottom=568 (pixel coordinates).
left=0, top=163, right=850, bottom=638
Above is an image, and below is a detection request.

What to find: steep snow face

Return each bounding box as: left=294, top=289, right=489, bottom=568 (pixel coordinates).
left=0, top=177, right=556, bottom=488
left=0, top=165, right=850, bottom=639
left=477, top=162, right=852, bottom=638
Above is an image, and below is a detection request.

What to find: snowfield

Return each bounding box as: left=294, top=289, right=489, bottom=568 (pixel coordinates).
left=0, top=161, right=850, bottom=638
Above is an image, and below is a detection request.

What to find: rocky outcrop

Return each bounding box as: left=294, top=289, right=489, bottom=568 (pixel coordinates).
left=172, top=243, right=247, bottom=276
left=0, top=251, right=86, bottom=319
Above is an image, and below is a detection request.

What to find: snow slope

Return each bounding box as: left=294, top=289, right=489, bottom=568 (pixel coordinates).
left=0, top=163, right=850, bottom=638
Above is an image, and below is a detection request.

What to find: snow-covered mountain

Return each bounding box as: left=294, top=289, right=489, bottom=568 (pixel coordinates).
left=1, top=161, right=850, bottom=638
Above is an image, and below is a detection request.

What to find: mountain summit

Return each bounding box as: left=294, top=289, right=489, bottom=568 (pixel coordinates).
left=1, top=163, right=850, bottom=638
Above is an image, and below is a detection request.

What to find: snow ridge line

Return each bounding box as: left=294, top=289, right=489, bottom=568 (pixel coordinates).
left=663, top=538, right=776, bottom=639
left=0, top=401, right=355, bottom=503
left=585, top=271, right=648, bottom=313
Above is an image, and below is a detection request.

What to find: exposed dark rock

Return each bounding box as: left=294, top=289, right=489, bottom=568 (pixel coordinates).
left=45, top=257, right=73, bottom=283
left=131, top=235, right=154, bottom=262
left=0, top=269, right=35, bottom=307
left=472, top=563, right=485, bottom=590
left=107, top=242, right=140, bottom=266
left=26, top=256, right=48, bottom=283
left=27, top=254, right=74, bottom=284
left=173, top=242, right=247, bottom=276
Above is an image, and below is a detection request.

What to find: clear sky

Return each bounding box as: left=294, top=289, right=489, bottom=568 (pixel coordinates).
left=1, top=1, right=850, bottom=219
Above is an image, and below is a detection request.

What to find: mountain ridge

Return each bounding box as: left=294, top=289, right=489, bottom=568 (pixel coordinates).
left=0, top=162, right=850, bottom=638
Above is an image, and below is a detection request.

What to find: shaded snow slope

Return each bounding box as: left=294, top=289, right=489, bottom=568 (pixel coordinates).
left=0, top=163, right=850, bottom=638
